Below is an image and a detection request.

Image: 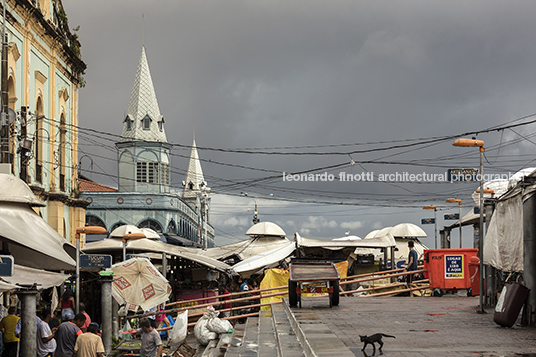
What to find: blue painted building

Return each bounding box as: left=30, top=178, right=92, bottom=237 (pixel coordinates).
left=80, top=47, right=214, bottom=248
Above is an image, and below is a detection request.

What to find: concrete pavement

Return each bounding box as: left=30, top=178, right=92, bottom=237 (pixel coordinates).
left=288, top=294, right=536, bottom=356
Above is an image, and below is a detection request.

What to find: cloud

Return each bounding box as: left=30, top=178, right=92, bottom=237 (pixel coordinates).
left=301, top=216, right=338, bottom=230
left=222, top=216, right=249, bottom=227
left=340, top=221, right=364, bottom=230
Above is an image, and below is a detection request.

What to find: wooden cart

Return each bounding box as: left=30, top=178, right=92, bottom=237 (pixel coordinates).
left=288, top=260, right=340, bottom=308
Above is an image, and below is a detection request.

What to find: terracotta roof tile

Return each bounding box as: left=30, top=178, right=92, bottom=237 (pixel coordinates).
left=79, top=178, right=117, bottom=192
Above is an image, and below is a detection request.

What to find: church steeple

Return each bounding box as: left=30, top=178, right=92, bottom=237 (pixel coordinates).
left=121, top=46, right=167, bottom=143
left=182, top=138, right=208, bottom=199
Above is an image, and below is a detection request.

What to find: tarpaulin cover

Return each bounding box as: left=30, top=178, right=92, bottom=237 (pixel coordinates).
left=483, top=192, right=523, bottom=272
left=259, top=261, right=348, bottom=310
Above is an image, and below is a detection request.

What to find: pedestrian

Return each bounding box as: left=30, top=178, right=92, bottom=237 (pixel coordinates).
left=144, top=306, right=157, bottom=328
left=73, top=322, right=105, bottom=357
left=37, top=307, right=57, bottom=357
left=405, top=240, right=419, bottom=296
left=137, top=317, right=162, bottom=357
left=154, top=304, right=169, bottom=329
left=218, top=285, right=231, bottom=318
left=0, top=306, right=19, bottom=357
left=54, top=313, right=86, bottom=357
left=78, top=303, right=91, bottom=333
left=239, top=278, right=249, bottom=292
left=60, top=290, right=75, bottom=322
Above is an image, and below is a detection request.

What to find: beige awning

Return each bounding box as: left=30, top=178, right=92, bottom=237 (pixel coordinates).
left=0, top=202, right=76, bottom=271
left=84, top=238, right=232, bottom=273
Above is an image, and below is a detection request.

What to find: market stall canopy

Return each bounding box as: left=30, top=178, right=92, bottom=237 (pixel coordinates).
left=389, top=223, right=427, bottom=238
left=364, top=230, right=380, bottom=239
left=332, top=235, right=362, bottom=241
left=109, top=225, right=143, bottom=237
left=231, top=241, right=296, bottom=276
left=194, top=222, right=290, bottom=262
left=84, top=237, right=232, bottom=273
left=1, top=265, right=70, bottom=290
left=296, top=232, right=396, bottom=249
left=245, top=222, right=286, bottom=237
left=111, top=257, right=171, bottom=311
left=0, top=174, right=76, bottom=271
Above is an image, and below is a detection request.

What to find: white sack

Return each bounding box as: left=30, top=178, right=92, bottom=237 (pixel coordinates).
left=207, top=317, right=233, bottom=334
left=194, top=308, right=218, bottom=345
left=168, top=310, right=188, bottom=346
left=483, top=193, right=523, bottom=272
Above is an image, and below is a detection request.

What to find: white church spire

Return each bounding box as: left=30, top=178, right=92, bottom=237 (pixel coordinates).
left=183, top=138, right=208, bottom=198
left=121, top=46, right=167, bottom=142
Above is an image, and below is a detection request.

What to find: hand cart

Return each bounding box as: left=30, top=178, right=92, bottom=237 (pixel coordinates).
left=288, top=260, right=341, bottom=308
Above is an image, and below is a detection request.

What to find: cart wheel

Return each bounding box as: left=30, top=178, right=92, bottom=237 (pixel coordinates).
left=467, top=288, right=472, bottom=297
left=330, top=280, right=340, bottom=306
left=432, top=288, right=443, bottom=297
left=289, top=280, right=298, bottom=307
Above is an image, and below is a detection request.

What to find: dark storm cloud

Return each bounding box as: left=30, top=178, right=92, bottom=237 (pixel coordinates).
left=64, top=0, right=536, bottom=245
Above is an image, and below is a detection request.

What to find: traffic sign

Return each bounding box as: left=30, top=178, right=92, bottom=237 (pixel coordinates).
left=421, top=218, right=435, bottom=224
left=444, top=213, right=460, bottom=220
left=448, top=168, right=479, bottom=182
left=80, top=254, right=112, bottom=271
left=0, top=255, right=14, bottom=276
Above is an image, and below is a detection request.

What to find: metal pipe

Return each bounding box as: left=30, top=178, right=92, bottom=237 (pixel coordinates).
left=477, top=149, right=485, bottom=314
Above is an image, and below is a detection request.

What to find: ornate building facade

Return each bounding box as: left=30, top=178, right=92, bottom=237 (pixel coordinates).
left=0, top=0, right=87, bottom=244
left=81, top=47, right=214, bottom=248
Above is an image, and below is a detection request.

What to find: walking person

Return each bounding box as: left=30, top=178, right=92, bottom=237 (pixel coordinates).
left=54, top=313, right=86, bottom=357
left=60, top=290, right=75, bottom=322
left=137, top=317, right=162, bottom=357
left=78, top=303, right=91, bottom=333
left=405, top=240, right=419, bottom=296
left=36, top=307, right=57, bottom=357
left=73, top=322, right=105, bottom=357
left=0, top=306, right=19, bottom=357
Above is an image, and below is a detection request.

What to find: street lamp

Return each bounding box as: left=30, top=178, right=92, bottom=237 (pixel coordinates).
left=446, top=198, right=462, bottom=248
left=122, top=233, right=147, bottom=261
left=423, top=205, right=438, bottom=249
left=241, top=192, right=273, bottom=224
left=453, top=137, right=486, bottom=314
left=75, top=226, right=107, bottom=314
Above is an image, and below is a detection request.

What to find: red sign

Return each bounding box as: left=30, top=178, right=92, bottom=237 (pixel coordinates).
left=142, top=284, right=156, bottom=300
left=114, top=276, right=131, bottom=290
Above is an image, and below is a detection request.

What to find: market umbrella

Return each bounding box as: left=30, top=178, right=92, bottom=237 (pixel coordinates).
left=109, top=225, right=144, bottom=238
left=389, top=223, right=427, bottom=238
left=111, top=257, right=171, bottom=311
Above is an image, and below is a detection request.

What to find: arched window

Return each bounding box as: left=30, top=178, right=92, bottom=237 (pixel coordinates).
left=142, top=115, right=151, bottom=130
left=110, top=221, right=127, bottom=233
left=35, top=97, right=44, bottom=183
left=167, top=220, right=177, bottom=234
left=86, top=214, right=106, bottom=229
left=59, top=113, right=66, bottom=191
left=138, top=219, right=163, bottom=233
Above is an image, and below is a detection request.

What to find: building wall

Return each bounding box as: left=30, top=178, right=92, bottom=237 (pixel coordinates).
left=2, top=0, right=87, bottom=245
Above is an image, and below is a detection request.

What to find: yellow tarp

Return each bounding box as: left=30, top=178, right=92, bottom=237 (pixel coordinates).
left=260, top=261, right=348, bottom=310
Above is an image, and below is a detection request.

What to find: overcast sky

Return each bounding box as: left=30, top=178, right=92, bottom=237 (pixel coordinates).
left=64, top=0, right=536, bottom=247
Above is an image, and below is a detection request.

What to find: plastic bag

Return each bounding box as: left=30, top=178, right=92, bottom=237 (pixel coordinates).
left=168, top=311, right=188, bottom=347
left=194, top=308, right=219, bottom=345
left=119, top=320, right=133, bottom=340
left=207, top=317, right=232, bottom=334
left=118, top=305, right=128, bottom=317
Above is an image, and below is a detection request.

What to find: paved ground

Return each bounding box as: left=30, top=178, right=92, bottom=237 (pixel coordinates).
left=289, top=294, right=536, bottom=357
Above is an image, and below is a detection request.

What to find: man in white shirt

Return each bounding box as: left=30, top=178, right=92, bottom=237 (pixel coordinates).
left=36, top=307, right=56, bottom=357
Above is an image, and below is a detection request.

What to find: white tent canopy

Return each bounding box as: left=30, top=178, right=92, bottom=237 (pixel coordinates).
left=296, top=232, right=396, bottom=249
left=0, top=174, right=76, bottom=271
left=84, top=237, right=232, bottom=273
left=231, top=241, right=296, bottom=276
